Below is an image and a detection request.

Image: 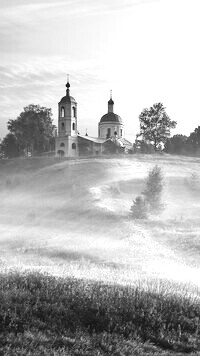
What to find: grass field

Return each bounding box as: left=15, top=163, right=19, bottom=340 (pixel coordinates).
left=0, top=154, right=200, bottom=354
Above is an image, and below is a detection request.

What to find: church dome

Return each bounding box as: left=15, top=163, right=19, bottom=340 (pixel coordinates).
left=59, top=76, right=77, bottom=104
left=100, top=112, right=122, bottom=124
left=59, top=95, right=76, bottom=103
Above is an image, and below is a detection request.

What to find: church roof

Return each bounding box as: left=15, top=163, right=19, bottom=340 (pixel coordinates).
left=78, top=135, right=106, bottom=144
left=100, top=112, right=122, bottom=124
left=119, top=138, right=133, bottom=147
left=105, top=137, right=132, bottom=147
left=59, top=95, right=76, bottom=104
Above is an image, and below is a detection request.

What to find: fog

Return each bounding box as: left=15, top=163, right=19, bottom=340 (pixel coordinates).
left=0, top=155, right=200, bottom=292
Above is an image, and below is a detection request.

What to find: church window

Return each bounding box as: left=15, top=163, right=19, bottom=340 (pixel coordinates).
left=72, top=122, right=75, bottom=131
left=114, top=131, right=117, bottom=136
left=120, top=129, right=123, bottom=137
left=72, top=143, right=76, bottom=149
left=106, top=128, right=111, bottom=139
left=61, top=122, right=65, bottom=130
left=61, top=106, right=65, bottom=117
left=72, top=106, right=76, bottom=117
left=60, top=142, right=65, bottom=147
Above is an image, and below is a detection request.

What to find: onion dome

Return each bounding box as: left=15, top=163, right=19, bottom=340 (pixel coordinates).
left=108, top=98, right=114, bottom=105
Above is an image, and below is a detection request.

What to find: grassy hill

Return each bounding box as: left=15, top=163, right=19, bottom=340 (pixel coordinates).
left=0, top=154, right=200, bottom=354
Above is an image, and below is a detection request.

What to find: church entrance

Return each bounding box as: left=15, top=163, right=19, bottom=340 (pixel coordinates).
left=57, top=149, right=65, bottom=157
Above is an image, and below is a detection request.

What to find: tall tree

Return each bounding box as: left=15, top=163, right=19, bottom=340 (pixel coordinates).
left=137, top=103, right=177, bottom=150
left=7, top=104, right=56, bottom=156
left=0, top=133, right=20, bottom=158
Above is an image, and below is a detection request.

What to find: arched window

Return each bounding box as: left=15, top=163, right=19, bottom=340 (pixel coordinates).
left=61, top=106, right=65, bottom=117
left=106, top=128, right=111, bottom=139
left=120, top=129, right=123, bottom=137
left=72, top=122, right=75, bottom=131
left=72, top=106, right=76, bottom=117
left=60, top=142, right=65, bottom=147
left=114, top=131, right=117, bottom=136
left=72, top=143, right=76, bottom=149
left=61, top=122, right=65, bottom=130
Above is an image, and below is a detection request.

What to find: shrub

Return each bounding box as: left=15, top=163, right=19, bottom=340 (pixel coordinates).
left=130, top=165, right=164, bottom=219
left=130, top=196, right=148, bottom=219
left=142, top=165, right=164, bottom=213
left=186, top=172, right=200, bottom=192
left=133, top=139, right=155, bottom=154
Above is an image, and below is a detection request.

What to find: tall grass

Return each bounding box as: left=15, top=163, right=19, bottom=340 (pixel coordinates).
left=0, top=272, right=200, bottom=354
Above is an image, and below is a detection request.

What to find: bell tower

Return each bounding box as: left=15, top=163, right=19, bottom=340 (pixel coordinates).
left=55, top=76, right=79, bottom=157
left=58, top=75, right=78, bottom=137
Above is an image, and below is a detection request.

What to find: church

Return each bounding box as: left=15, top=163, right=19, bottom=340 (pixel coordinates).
left=55, top=78, right=132, bottom=157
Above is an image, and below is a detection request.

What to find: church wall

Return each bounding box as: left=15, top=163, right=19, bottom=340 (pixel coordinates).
left=78, top=137, right=103, bottom=156
left=55, top=136, right=78, bottom=158
left=98, top=122, right=124, bottom=139
left=68, top=136, right=79, bottom=157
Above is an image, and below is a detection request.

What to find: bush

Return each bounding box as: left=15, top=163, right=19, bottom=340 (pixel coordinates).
left=131, top=165, right=164, bottom=219
left=142, top=165, right=164, bottom=213
left=130, top=196, right=148, bottom=219
left=186, top=172, right=200, bottom=192
left=133, top=139, right=155, bottom=154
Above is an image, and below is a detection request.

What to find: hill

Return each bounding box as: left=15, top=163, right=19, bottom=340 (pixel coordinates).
left=0, top=154, right=200, bottom=355
left=0, top=155, right=200, bottom=286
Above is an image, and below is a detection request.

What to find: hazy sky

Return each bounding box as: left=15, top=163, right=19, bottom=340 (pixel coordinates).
left=0, top=0, right=200, bottom=142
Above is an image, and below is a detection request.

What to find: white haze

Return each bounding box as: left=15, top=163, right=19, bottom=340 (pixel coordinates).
left=0, top=156, right=200, bottom=295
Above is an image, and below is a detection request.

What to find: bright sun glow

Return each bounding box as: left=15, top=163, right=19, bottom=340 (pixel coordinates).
left=0, top=0, right=200, bottom=142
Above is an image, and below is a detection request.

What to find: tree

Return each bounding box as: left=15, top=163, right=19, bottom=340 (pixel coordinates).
left=187, top=126, right=200, bottom=155
left=142, top=165, right=164, bottom=213
left=130, top=195, right=148, bottom=219
left=7, top=104, right=56, bottom=156
left=137, top=103, right=177, bottom=150
left=164, top=134, right=188, bottom=154
left=130, top=165, right=164, bottom=219
left=0, top=133, right=20, bottom=158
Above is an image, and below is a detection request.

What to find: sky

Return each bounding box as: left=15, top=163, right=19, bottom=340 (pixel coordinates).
left=0, top=0, right=200, bottom=143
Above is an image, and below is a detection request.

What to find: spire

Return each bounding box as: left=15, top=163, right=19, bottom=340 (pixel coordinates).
left=108, top=89, right=114, bottom=113
left=66, top=74, right=70, bottom=96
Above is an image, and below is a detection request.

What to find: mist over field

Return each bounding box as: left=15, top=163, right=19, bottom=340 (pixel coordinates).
left=1, top=155, right=200, bottom=292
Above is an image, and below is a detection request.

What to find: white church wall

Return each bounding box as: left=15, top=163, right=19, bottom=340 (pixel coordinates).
left=55, top=136, right=79, bottom=158
left=99, top=122, right=124, bottom=139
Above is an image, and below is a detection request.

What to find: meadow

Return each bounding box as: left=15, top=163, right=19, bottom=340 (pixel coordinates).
left=0, top=154, right=200, bottom=354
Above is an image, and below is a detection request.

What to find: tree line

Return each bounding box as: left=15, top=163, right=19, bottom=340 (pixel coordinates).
left=0, top=101, right=200, bottom=158
left=0, top=104, right=55, bottom=158
left=134, top=102, right=200, bottom=156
